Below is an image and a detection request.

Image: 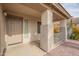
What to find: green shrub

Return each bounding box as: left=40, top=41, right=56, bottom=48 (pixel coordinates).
left=69, top=32, right=79, bottom=40
left=69, top=33, right=76, bottom=39
left=74, top=33, right=79, bottom=40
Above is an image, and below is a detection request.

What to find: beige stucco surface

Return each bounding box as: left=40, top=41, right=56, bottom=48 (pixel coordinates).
left=28, top=18, right=40, bottom=42
left=0, top=4, right=6, bottom=55
left=23, top=17, right=41, bottom=44
left=40, top=9, right=54, bottom=51
left=4, top=10, right=41, bottom=46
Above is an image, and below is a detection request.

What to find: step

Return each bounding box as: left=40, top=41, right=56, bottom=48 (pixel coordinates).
left=63, top=40, right=79, bottom=49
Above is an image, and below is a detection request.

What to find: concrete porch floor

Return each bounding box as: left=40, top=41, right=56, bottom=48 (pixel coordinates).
left=5, top=41, right=46, bottom=56
left=5, top=40, right=79, bottom=56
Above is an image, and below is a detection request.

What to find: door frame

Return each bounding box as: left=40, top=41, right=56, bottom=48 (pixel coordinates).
left=23, top=18, right=29, bottom=43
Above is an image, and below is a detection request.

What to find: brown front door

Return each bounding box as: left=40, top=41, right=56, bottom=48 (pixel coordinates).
left=6, top=15, right=23, bottom=45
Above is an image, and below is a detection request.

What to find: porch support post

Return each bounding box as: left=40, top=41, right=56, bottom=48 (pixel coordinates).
left=65, top=20, right=68, bottom=41
left=0, top=4, right=6, bottom=56
left=40, top=9, right=54, bottom=52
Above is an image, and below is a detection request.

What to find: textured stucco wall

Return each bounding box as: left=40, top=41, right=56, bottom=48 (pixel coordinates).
left=23, top=17, right=41, bottom=44
left=28, top=18, right=41, bottom=42
left=5, top=16, right=41, bottom=45
left=0, top=4, right=6, bottom=56
left=40, top=10, right=54, bottom=52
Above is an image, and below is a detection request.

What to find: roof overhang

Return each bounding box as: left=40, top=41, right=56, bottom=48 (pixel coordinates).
left=2, top=3, right=47, bottom=18
left=2, top=3, right=71, bottom=21
left=53, top=3, right=71, bottom=18
left=41, top=3, right=71, bottom=20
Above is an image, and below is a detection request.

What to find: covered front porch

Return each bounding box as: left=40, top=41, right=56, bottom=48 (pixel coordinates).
left=0, top=3, right=71, bottom=56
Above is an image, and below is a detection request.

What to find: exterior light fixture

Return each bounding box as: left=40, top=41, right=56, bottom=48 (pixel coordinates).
left=4, top=12, right=7, bottom=16
left=3, top=11, right=7, bottom=16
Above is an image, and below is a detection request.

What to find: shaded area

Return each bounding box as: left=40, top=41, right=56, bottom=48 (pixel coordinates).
left=5, top=41, right=46, bottom=56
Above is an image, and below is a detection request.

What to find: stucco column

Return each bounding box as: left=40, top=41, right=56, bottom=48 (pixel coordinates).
left=64, top=20, right=68, bottom=41
left=0, top=4, right=6, bottom=56
left=40, top=9, right=54, bottom=52
left=60, top=20, right=67, bottom=41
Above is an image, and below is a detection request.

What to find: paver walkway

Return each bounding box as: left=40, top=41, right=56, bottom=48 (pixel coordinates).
left=45, top=40, right=79, bottom=56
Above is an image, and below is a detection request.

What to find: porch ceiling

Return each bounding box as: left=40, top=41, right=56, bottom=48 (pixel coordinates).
left=53, top=13, right=64, bottom=21
left=2, top=3, right=47, bottom=18
left=21, top=3, right=47, bottom=12
left=2, top=3, right=69, bottom=21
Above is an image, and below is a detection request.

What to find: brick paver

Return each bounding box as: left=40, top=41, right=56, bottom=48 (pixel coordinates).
left=45, top=40, right=79, bottom=56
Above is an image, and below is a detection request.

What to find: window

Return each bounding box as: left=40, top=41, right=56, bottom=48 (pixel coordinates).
left=37, top=22, right=41, bottom=33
